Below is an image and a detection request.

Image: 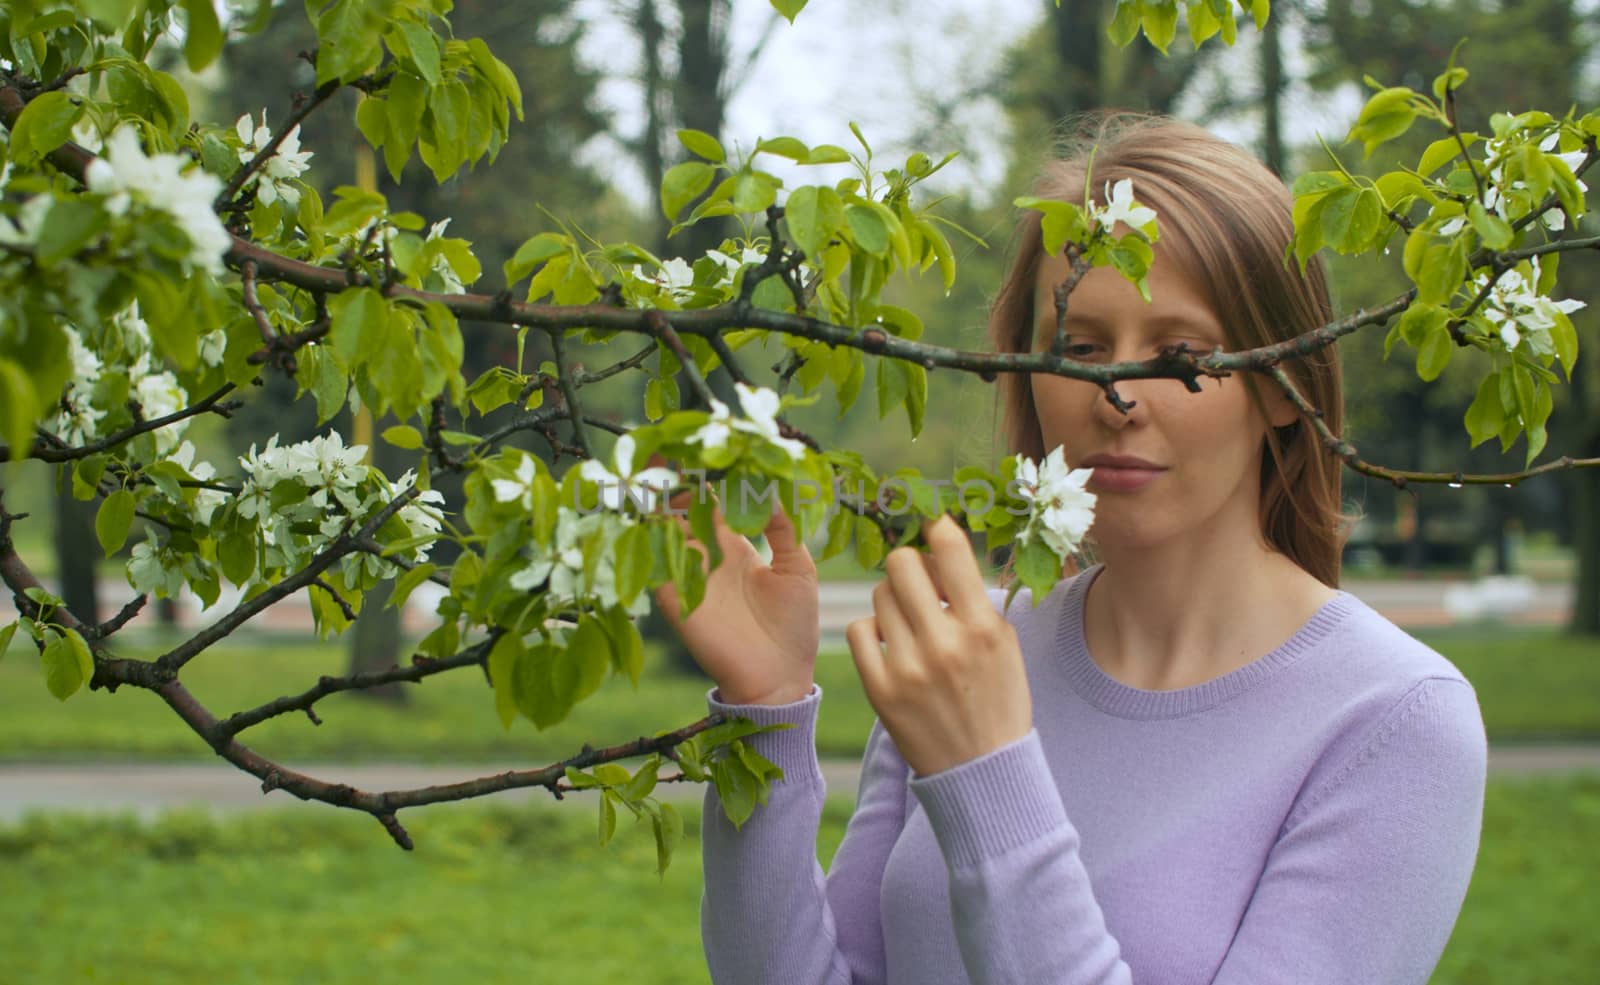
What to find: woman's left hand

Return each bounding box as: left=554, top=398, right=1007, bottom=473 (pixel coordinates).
left=844, top=513, right=1034, bottom=777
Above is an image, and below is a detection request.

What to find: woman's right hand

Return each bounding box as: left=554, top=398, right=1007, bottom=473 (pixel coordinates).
left=650, top=460, right=820, bottom=706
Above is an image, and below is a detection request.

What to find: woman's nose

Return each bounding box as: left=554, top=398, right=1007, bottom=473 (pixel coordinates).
left=1090, top=378, right=1148, bottom=431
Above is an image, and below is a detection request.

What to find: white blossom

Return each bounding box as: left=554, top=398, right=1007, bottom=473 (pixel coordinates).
left=394, top=469, right=446, bottom=562
left=706, top=246, right=766, bottom=277
left=686, top=382, right=807, bottom=461
left=1013, top=445, right=1097, bottom=557
left=509, top=507, right=650, bottom=616
left=129, top=354, right=189, bottom=454
left=578, top=433, right=678, bottom=512
left=170, top=441, right=227, bottom=526
left=0, top=193, right=52, bottom=246
left=633, top=256, right=696, bottom=303
left=1093, top=178, right=1158, bottom=235
left=1474, top=258, right=1586, bottom=353
left=197, top=329, right=227, bottom=367
left=489, top=450, right=540, bottom=511
left=70, top=117, right=103, bottom=154
left=234, top=109, right=313, bottom=207
left=425, top=218, right=466, bottom=294
left=491, top=453, right=540, bottom=511
left=128, top=530, right=187, bottom=598
left=84, top=125, right=231, bottom=274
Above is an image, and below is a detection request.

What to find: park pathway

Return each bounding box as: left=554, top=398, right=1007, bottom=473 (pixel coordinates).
left=2, top=745, right=1598, bottom=822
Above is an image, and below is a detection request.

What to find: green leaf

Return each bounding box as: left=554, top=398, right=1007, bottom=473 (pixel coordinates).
left=41, top=627, right=94, bottom=701
left=756, top=136, right=810, bottom=161
left=218, top=526, right=256, bottom=585
left=328, top=288, right=388, bottom=364
left=1108, top=1, right=1141, bottom=46
left=1416, top=323, right=1452, bottom=382
left=388, top=563, right=437, bottom=612
left=597, top=604, right=645, bottom=685
left=1348, top=86, right=1418, bottom=159
left=598, top=791, right=618, bottom=844
left=1467, top=201, right=1513, bottom=250
left=711, top=757, right=761, bottom=829
left=769, top=0, right=808, bottom=23
left=661, top=161, right=715, bottom=220
left=677, top=129, right=725, bottom=163
left=34, top=199, right=107, bottom=265
left=784, top=185, right=844, bottom=259
left=0, top=621, right=17, bottom=663
left=504, top=233, right=570, bottom=285
left=1417, top=136, right=1465, bottom=177
left=95, top=490, right=136, bottom=556
left=9, top=91, right=79, bottom=164
left=1140, top=1, right=1180, bottom=54
left=382, top=425, right=423, bottom=449
left=1464, top=372, right=1504, bottom=447
left=180, top=0, right=225, bottom=71
left=489, top=632, right=522, bottom=730
left=1291, top=171, right=1349, bottom=197
left=653, top=801, right=682, bottom=874
left=393, top=21, right=441, bottom=85
left=732, top=171, right=781, bottom=214
left=613, top=522, right=653, bottom=615
left=845, top=204, right=890, bottom=256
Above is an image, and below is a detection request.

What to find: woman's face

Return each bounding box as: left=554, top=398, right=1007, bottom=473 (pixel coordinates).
left=1028, top=241, right=1290, bottom=553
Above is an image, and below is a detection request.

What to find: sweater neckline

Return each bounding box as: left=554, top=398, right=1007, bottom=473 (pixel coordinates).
left=1054, top=564, right=1358, bottom=720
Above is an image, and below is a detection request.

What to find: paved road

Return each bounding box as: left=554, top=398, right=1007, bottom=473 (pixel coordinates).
left=2, top=747, right=1597, bottom=823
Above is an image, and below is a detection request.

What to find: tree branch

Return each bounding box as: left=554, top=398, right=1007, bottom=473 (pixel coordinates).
left=1264, top=364, right=1600, bottom=487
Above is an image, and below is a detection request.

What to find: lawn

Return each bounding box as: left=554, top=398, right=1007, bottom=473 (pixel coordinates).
left=1, top=624, right=1595, bottom=767
left=0, top=628, right=882, bottom=764
left=0, top=775, right=1594, bottom=985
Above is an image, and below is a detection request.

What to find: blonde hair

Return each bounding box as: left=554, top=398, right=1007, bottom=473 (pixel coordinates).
left=991, top=112, right=1349, bottom=588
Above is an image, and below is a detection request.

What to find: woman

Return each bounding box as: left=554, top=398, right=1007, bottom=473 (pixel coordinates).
left=655, top=113, right=1487, bottom=985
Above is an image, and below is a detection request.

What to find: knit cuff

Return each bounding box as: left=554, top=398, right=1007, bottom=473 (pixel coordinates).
left=706, top=684, right=824, bottom=785
left=909, top=731, right=1070, bottom=870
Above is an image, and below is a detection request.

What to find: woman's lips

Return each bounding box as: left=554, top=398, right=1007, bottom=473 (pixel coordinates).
left=1088, top=465, right=1165, bottom=492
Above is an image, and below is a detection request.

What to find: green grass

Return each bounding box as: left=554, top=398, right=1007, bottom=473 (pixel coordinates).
left=0, top=776, right=1593, bottom=985
left=0, top=628, right=881, bottom=764
left=0, top=625, right=1593, bottom=767
left=1412, top=628, right=1600, bottom=741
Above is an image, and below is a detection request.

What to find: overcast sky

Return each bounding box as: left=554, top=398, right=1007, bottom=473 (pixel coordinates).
left=565, top=0, right=1370, bottom=208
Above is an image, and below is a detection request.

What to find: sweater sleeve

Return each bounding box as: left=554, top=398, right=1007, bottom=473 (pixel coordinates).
left=907, top=676, right=1487, bottom=985
left=1210, top=676, right=1487, bottom=984
left=700, top=686, right=913, bottom=985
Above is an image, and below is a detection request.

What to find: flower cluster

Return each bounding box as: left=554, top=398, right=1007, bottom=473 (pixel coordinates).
left=236, top=433, right=442, bottom=576
left=1438, top=128, right=1590, bottom=236
left=687, top=382, right=807, bottom=461
left=44, top=303, right=192, bottom=454
left=234, top=110, right=314, bottom=208
left=1012, top=446, right=1097, bottom=558
left=507, top=506, right=651, bottom=617
left=84, top=125, right=232, bottom=274
left=630, top=245, right=768, bottom=305
left=1472, top=257, right=1586, bottom=352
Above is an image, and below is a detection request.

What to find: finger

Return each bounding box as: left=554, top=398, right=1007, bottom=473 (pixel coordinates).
left=884, top=544, right=949, bottom=640
left=872, top=580, right=919, bottom=667
left=922, top=513, right=992, bottom=622
left=845, top=616, right=888, bottom=704
left=764, top=502, right=814, bottom=576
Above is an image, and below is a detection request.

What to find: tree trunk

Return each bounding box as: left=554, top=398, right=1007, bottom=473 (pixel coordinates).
left=1259, top=3, right=1285, bottom=176
left=53, top=476, right=99, bottom=625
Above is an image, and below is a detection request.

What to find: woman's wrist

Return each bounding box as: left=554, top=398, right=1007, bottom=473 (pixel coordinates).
left=715, top=679, right=816, bottom=706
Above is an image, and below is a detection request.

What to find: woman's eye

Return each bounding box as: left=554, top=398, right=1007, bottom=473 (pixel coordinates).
left=1064, top=340, right=1104, bottom=359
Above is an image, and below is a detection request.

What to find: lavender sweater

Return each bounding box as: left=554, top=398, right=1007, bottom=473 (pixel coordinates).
left=700, top=565, right=1487, bottom=984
